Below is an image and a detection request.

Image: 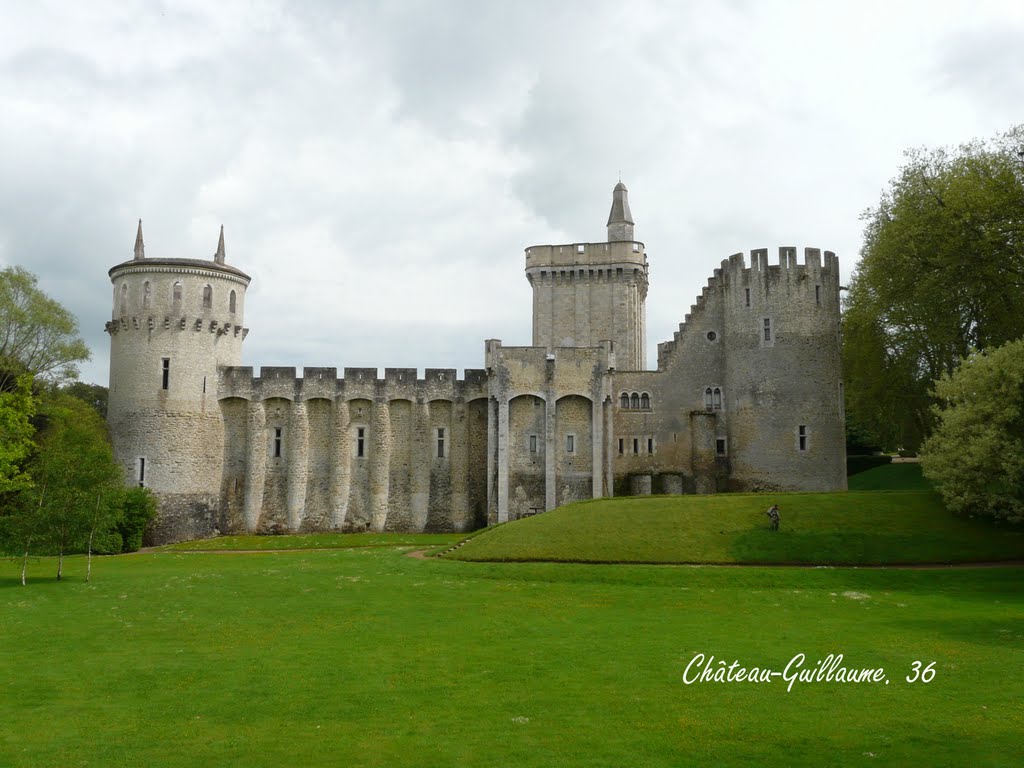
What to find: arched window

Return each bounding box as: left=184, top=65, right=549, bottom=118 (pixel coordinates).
left=202, top=285, right=213, bottom=310
left=630, top=392, right=640, bottom=409
left=172, top=282, right=183, bottom=307
left=229, top=290, right=236, bottom=314
left=119, top=284, right=128, bottom=316
left=704, top=388, right=713, bottom=410
left=620, top=392, right=630, bottom=409
left=640, top=393, right=650, bottom=410
left=142, top=281, right=151, bottom=309
left=713, top=387, right=722, bottom=410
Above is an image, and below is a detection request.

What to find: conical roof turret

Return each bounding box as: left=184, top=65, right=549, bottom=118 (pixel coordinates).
left=133, top=219, right=145, bottom=260
left=214, top=225, right=226, bottom=264
left=606, top=181, right=635, bottom=242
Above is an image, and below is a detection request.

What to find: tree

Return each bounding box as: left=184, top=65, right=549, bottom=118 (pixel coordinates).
left=0, top=266, right=90, bottom=389
left=921, top=339, right=1024, bottom=523
left=61, top=381, right=108, bottom=419
left=27, top=394, right=123, bottom=580
left=117, top=487, right=157, bottom=553
left=0, top=373, right=35, bottom=494
left=843, top=125, right=1024, bottom=451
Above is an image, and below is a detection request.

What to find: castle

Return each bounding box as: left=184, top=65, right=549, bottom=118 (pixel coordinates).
left=105, top=183, right=847, bottom=544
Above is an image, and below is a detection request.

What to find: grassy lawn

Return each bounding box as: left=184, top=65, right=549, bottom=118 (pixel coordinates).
left=849, top=462, right=934, bottom=491
left=1, top=548, right=1022, bottom=767
left=447, top=491, right=1024, bottom=565
left=158, top=532, right=466, bottom=552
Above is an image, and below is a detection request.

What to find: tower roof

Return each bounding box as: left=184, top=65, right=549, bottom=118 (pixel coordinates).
left=214, top=225, right=226, bottom=264
left=133, top=219, right=145, bottom=260
left=607, top=181, right=634, bottom=226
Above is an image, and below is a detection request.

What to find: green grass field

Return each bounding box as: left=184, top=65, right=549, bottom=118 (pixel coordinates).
left=447, top=491, right=1024, bottom=565
left=3, top=476, right=1022, bottom=767
left=848, top=462, right=934, bottom=491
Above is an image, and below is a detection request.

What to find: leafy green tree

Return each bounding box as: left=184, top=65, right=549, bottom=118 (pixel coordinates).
left=0, top=266, right=90, bottom=388
left=0, top=373, right=35, bottom=494
left=843, top=125, right=1024, bottom=451
left=117, top=487, right=157, bottom=553
left=61, top=381, right=108, bottom=419
left=28, top=394, right=123, bottom=580
left=921, top=339, right=1024, bottom=523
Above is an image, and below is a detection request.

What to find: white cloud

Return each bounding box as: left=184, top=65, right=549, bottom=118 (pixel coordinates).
left=0, top=0, right=1020, bottom=384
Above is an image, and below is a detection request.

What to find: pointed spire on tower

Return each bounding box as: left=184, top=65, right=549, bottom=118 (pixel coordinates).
left=214, top=225, right=225, bottom=264
left=606, top=180, right=635, bottom=242
left=133, top=219, right=145, bottom=260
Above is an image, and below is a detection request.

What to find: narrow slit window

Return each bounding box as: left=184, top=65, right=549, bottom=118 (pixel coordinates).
left=716, top=438, right=727, bottom=456
left=161, top=358, right=170, bottom=390
left=745, top=287, right=751, bottom=307
left=566, top=434, right=575, bottom=454
left=618, top=438, right=624, bottom=455
left=815, top=285, right=821, bottom=305
left=356, top=427, right=366, bottom=458
left=763, top=317, right=772, bottom=342
left=647, top=437, right=653, bottom=454
left=229, top=290, right=237, bottom=314
left=529, top=434, right=538, bottom=453
left=436, top=427, right=446, bottom=459
left=273, top=427, right=282, bottom=458
left=202, top=285, right=213, bottom=310
left=704, top=387, right=713, bottom=410
left=713, top=387, right=722, bottom=411
left=138, top=457, right=146, bottom=487
left=172, top=282, right=182, bottom=306
left=632, top=437, right=639, bottom=454
left=798, top=425, right=808, bottom=452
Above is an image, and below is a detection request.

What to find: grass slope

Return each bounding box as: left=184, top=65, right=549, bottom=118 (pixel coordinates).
left=447, top=491, right=1024, bottom=564
left=1, top=550, right=1021, bottom=767
left=848, top=462, right=934, bottom=491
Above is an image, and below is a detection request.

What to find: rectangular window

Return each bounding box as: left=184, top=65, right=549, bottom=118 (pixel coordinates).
left=716, top=438, right=727, bottom=456
left=633, top=437, right=639, bottom=454
left=618, top=438, right=624, bottom=455
left=566, top=434, right=575, bottom=454
left=356, top=427, right=366, bottom=458
left=798, top=425, right=808, bottom=452
left=202, top=375, right=207, bottom=394
left=815, top=285, right=821, bottom=305
left=745, top=287, right=751, bottom=307
left=161, top=358, right=170, bottom=390
left=529, top=434, right=538, bottom=453
left=763, top=318, right=772, bottom=342
left=436, top=427, right=446, bottom=459
left=647, top=437, right=653, bottom=454
left=273, top=427, right=282, bottom=458
left=138, top=457, right=146, bottom=487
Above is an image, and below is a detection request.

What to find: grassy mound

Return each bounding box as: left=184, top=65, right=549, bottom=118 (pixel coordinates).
left=848, top=462, right=933, bottom=491
left=447, top=491, right=1024, bottom=565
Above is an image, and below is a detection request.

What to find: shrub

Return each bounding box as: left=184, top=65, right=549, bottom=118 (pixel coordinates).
left=921, top=339, right=1024, bottom=523
left=117, top=487, right=157, bottom=552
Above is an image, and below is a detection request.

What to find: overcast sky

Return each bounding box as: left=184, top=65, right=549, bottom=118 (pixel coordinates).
left=2, top=0, right=1021, bottom=385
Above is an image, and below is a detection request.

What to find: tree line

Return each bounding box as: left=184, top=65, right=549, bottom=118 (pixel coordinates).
left=0, top=266, right=154, bottom=584
left=844, top=125, right=1024, bottom=523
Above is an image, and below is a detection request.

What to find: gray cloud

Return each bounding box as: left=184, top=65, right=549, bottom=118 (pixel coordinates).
left=0, top=0, right=1019, bottom=385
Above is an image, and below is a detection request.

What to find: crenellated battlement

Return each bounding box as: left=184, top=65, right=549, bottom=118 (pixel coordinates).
left=217, top=365, right=491, bottom=403
left=656, top=246, right=840, bottom=370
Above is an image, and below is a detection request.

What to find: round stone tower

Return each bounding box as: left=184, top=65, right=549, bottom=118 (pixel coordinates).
left=105, top=221, right=251, bottom=543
